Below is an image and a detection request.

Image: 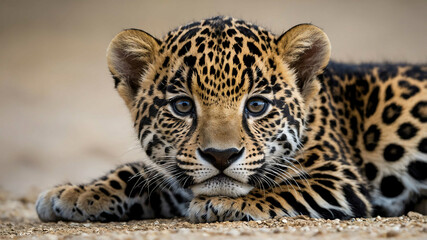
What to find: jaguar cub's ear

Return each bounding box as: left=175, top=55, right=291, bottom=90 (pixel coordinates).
left=277, top=24, right=331, bottom=101
left=107, top=29, right=161, bottom=107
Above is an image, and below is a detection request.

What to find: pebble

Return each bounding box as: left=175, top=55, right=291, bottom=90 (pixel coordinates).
left=407, top=211, right=423, bottom=219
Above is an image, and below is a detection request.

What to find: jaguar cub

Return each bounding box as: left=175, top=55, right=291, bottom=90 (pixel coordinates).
left=36, top=16, right=427, bottom=223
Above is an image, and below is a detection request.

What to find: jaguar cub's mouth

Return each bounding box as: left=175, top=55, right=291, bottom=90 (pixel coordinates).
left=190, top=174, right=253, bottom=197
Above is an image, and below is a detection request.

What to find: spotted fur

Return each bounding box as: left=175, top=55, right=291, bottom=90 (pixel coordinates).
left=36, top=17, right=427, bottom=223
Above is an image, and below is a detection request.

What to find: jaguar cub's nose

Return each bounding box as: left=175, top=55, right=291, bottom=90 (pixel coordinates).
left=198, top=147, right=245, bottom=171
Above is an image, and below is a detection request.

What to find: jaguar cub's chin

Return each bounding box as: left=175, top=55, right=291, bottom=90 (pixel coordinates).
left=190, top=174, right=253, bottom=197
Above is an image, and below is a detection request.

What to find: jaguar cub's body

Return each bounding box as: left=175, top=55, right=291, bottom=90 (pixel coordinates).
left=36, top=17, right=427, bottom=223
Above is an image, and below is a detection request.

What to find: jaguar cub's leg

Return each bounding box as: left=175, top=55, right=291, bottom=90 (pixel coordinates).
left=188, top=160, right=371, bottom=223
left=36, top=162, right=191, bottom=222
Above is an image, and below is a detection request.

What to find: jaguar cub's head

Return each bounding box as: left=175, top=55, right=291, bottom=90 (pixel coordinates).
left=107, top=17, right=330, bottom=197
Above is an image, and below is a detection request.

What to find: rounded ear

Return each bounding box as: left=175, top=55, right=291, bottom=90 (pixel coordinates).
left=107, top=29, right=161, bottom=107
left=277, top=24, right=331, bottom=100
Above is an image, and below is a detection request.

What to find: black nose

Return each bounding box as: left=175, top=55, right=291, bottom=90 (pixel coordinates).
left=198, top=147, right=245, bottom=171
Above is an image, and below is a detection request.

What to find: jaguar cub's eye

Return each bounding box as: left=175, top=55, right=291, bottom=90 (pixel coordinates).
left=246, top=97, right=268, bottom=116
left=172, top=97, right=194, bottom=116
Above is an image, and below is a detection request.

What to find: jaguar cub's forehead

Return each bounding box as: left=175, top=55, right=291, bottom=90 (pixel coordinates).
left=158, top=17, right=279, bottom=105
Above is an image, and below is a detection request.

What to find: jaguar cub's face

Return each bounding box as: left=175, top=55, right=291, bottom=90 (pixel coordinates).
left=107, top=17, right=330, bottom=197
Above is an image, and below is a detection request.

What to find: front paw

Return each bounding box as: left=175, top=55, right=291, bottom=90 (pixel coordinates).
left=36, top=185, right=88, bottom=222
left=187, top=196, right=253, bottom=223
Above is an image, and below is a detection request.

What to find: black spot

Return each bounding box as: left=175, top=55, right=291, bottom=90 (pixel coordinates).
left=183, top=55, right=197, bottom=67
left=364, top=163, right=378, bottom=181
left=179, top=28, right=200, bottom=42
left=385, top=85, right=394, bottom=101
left=243, top=55, right=255, bottom=67
left=398, top=80, right=420, bottom=99
left=418, top=138, right=427, bottom=153
left=411, top=101, right=427, bottom=123
left=178, top=41, right=192, bottom=56
left=383, top=144, right=405, bottom=162
left=366, top=87, right=379, bottom=118
left=269, top=210, right=277, bottom=218
left=397, top=122, right=419, bottom=140
left=407, top=160, right=427, bottom=181
left=99, top=187, right=111, bottom=196
left=236, top=26, right=259, bottom=41
left=93, top=194, right=100, bottom=200
left=195, top=36, right=205, bottom=46
left=304, top=153, right=319, bottom=167
left=382, top=103, right=402, bottom=124
left=363, top=125, right=381, bottom=151
left=380, top=175, right=404, bottom=198
left=162, top=56, right=170, bottom=68
left=247, top=42, right=261, bottom=56
left=197, top=43, right=205, bottom=53
left=118, top=170, right=133, bottom=182
left=109, top=180, right=122, bottom=190
left=226, top=29, right=237, bottom=36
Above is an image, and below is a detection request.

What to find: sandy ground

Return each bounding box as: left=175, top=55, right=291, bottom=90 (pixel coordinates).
left=1, top=190, right=426, bottom=240
left=1, top=0, right=427, bottom=239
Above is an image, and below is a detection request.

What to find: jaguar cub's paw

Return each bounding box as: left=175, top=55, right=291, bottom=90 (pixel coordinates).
left=187, top=196, right=254, bottom=223
left=36, top=185, right=84, bottom=222
left=36, top=184, right=120, bottom=222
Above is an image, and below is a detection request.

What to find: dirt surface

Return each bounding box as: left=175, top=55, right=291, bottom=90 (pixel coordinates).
left=1, top=1, right=427, bottom=240
left=1, top=191, right=426, bottom=240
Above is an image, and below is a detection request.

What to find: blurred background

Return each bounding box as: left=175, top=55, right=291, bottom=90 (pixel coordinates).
left=0, top=0, right=426, bottom=197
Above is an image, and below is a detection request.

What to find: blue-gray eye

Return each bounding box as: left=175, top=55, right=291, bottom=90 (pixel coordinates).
left=246, top=97, right=268, bottom=116
left=172, top=97, right=194, bottom=116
